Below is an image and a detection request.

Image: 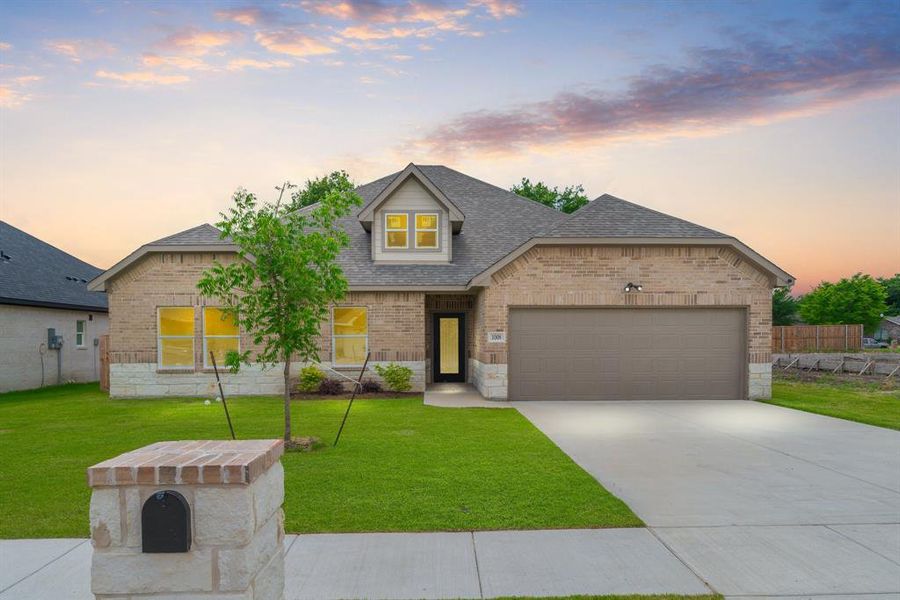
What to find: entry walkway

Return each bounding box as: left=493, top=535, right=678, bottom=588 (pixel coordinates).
left=0, top=528, right=711, bottom=599
left=423, top=383, right=511, bottom=408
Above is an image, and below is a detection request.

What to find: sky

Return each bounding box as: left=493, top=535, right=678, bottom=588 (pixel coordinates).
left=0, top=0, right=898, bottom=293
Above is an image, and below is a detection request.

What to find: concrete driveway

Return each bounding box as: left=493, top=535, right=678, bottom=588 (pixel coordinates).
left=515, top=400, right=900, bottom=598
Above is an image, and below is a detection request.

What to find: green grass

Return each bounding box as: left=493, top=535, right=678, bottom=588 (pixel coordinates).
left=497, top=596, right=721, bottom=600
left=0, top=384, right=640, bottom=538
left=765, top=380, right=900, bottom=430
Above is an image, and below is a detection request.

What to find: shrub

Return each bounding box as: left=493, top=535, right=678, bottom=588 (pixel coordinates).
left=317, top=378, right=345, bottom=395
left=373, top=363, right=413, bottom=392
left=360, top=379, right=382, bottom=394
left=298, top=365, right=326, bottom=393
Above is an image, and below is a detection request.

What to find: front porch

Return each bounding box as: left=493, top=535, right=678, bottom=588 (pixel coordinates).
left=423, top=382, right=511, bottom=407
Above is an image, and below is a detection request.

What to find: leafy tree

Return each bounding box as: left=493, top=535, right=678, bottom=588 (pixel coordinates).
left=198, top=173, right=362, bottom=442
left=798, top=273, right=888, bottom=334
left=877, top=273, right=900, bottom=315
left=772, top=287, right=798, bottom=326
left=510, top=178, right=589, bottom=214
left=293, top=170, right=354, bottom=208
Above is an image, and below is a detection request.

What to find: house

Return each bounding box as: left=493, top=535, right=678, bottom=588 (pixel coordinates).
left=0, top=221, right=109, bottom=392
left=88, top=164, right=793, bottom=401
left=874, top=316, right=900, bottom=342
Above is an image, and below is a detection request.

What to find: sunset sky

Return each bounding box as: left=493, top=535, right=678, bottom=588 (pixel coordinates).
left=1, top=0, right=898, bottom=293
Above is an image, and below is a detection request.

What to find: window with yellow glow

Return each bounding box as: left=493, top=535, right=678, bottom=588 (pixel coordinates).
left=385, top=213, right=408, bottom=249
left=203, top=307, right=240, bottom=368
left=158, top=307, right=195, bottom=369
left=415, top=213, right=438, bottom=249
left=333, top=307, right=368, bottom=365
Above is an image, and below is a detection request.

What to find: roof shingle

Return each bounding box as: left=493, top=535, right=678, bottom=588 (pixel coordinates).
left=0, top=221, right=108, bottom=310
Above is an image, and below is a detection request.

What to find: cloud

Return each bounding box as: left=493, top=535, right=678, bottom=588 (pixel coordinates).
left=141, top=53, right=212, bottom=70
left=95, top=70, right=189, bottom=86
left=304, top=0, right=508, bottom=41
left=339, top=25, right=416, bottom=40
left=416, top=26, right=900, bottom=155
left=303, top=0, right=399, bottom=23
left=226, top=57, right=292, bottom=71
left=215, top=6, right=278, bottom=26
left=469, top=0, right=521, bottom=19
left=0, top=75, right=42, bottom=108
left=45, top=39, right=116, bottom=63
left=0, top=42, right=11, bottom=51
left=255, top=29, right=336, bottom=56
left=158, top=28, right=241, bottom=56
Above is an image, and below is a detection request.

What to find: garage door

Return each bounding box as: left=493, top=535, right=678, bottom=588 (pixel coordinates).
left=508, top=308, right=745, bottom=401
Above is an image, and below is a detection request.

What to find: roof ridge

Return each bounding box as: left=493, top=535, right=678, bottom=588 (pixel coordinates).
left=592, top=193, right=726, bottom=237
left=422, top=165, right=565, bottom=217
left=151, top=223, right=222, bottom=245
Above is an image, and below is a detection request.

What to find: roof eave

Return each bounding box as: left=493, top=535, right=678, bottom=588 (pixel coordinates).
left=468, top=236, right=795, bottom=288
left=0, top=296, right=108, bottom=312
left=88, top=243, right=241, bottom=292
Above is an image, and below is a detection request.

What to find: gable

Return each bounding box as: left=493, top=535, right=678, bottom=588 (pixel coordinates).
left=357, top=164, right=465, bottom=231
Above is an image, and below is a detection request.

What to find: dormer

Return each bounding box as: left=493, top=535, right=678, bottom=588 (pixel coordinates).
left=358, top=164, right=465, bottom=263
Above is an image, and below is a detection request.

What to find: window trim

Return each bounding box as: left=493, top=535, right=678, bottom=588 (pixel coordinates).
left=332, top=306, right=369, bottom=367
left=414, top=212, right=439, bottom=249
left=202, top=307, right=240, bottom=369
left=384, top=212, right=409, bottom=249
left=75, top=320, right=86, bottom=348
left=157, top=307, right=195, bottom=371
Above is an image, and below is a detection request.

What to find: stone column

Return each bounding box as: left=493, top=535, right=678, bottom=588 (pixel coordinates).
left=87, top=440, right=285, bottom=600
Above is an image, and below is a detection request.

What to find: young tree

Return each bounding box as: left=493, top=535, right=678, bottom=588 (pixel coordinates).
left=198, top=173, right=362, bottom=442
left=798, top=273, right=888, bottom=335
left=772, top=287, right=798, bottom=326
left=510, top=178, right=589, bottom=214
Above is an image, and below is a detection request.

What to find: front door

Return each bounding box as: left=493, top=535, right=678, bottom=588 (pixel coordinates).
left=433, top=313, right=465, bottom=382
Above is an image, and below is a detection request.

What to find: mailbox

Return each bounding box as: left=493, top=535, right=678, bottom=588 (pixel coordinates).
left=141, top=490, right=191, bottom=553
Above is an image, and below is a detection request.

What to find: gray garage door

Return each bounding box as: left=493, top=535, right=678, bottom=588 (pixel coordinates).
left=508, top=308, right=745, bottom=401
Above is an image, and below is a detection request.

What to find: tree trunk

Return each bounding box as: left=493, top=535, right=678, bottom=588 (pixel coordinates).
left=283, top=355, right=292, bottom=442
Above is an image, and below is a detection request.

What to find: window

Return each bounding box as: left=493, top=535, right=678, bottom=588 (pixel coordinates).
left=415, top=213, right=438, bottom=249
left=384, top=213, right=408, bottom=249
left=203, top=307, right=240, bottom=368
left=333, top=307, right=368, bottom=365
left=75, top=320, right=86, bottom=347
left=158, top=307, right=194, bottom=369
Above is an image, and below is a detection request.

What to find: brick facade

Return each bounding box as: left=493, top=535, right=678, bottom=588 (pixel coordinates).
left=105, top=244, right=774, bottom=399
left=471, top=245, right=774, bottom=399
left=106, top=252, right=426, bottom=396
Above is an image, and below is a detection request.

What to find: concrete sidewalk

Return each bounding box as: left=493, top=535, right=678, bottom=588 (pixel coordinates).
left=0, top=528, right=712, bottom=599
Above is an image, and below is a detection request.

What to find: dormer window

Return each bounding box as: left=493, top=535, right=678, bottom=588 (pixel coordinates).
left=415, top=213, right=439, bottom=249
left=385, top=213, right=408, bottom=249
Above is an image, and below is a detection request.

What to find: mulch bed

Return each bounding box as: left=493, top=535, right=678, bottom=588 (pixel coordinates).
left=290, top=391, right=422, bottom=400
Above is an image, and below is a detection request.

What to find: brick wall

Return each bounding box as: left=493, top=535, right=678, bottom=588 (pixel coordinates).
left=106, top=252, right=426, bottom=395
left=108, top=253, right=426, bottom=364
left=472, top=245, right=774, bottom=399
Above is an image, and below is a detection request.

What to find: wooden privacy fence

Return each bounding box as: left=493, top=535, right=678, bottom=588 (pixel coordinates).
left=772, top=324, right=863, bottom=353
left=99, top=334, right=110, bottom=392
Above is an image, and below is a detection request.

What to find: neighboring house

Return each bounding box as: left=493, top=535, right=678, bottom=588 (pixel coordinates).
left=89, top=164, right=793, bottom=401
left=874, top=316, right=900, bottom=342
left=0, top=221, right=109, bottom=393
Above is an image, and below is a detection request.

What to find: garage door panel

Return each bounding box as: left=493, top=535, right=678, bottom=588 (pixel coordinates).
left=509, top=308, right=744, bottom=401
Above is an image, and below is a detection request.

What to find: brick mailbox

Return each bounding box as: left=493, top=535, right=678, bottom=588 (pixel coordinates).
left=87, top=440, right=285, bottom=600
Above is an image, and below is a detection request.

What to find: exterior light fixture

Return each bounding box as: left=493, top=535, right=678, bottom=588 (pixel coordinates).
left=624, top=282, right=643, bottom=292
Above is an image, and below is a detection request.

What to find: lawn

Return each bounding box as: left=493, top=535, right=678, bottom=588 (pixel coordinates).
left=0, top=384, right=640, bottom=538
left=499, top=597, right=721, bottom=600
left=765, top=379, right=900, bottom=430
